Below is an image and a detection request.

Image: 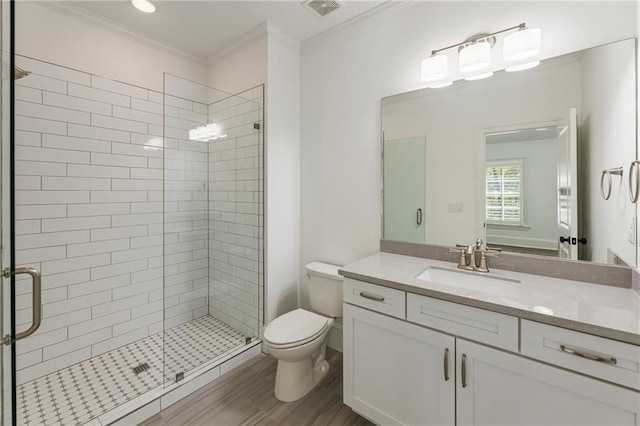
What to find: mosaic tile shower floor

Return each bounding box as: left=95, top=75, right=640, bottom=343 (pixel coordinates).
left=17, top=316, right=247, bottom=426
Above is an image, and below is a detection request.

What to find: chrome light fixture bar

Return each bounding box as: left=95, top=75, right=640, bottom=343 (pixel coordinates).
left=421, top=23, right=542, bottom=87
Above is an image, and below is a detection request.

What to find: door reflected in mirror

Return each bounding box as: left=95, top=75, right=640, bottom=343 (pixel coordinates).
left=381, top=38, right=637, bottom=266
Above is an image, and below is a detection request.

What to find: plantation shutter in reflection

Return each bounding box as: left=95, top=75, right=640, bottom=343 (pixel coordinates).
left=486, top=162, right=523, bottom=224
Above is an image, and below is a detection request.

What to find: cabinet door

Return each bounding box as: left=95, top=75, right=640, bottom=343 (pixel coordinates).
left=344, top=303, right=455, bottom=426
left=457, top=339, right=640, bottom=426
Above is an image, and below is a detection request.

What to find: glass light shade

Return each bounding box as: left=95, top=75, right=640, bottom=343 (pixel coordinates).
left=505, top=60, right=540, bottom=72
left=421, top=55, right=448, bottom=82
left=465, top=72, right=494, bottom=81
left=196, top=126, right=209, bottom=141
left=428, top=81, right=453, bottom=89
left=132, top=0, right=156, bottom=13
left=459, top=42, right=491, bottom=73
left=503, top=28, right=541, bottom=62
left=206, top=123, right=219, bottom=136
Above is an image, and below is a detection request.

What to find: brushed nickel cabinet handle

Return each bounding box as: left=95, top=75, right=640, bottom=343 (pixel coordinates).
left=359, top=292, right=385, bottom=302
left=15, top=267, right=42, bottom=341
left=560, top=344, right=617, bottom=365
left=461, top=353, right=467, bottom=388
left=443, top=348, right=449, bottom=381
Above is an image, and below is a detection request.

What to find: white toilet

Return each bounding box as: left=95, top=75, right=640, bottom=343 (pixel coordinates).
left=263, top=262, right=343, bottom=402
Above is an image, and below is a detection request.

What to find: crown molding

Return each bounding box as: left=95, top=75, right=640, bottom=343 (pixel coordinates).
left=206, top=22, right=270, bottom=66
left=302, top=0, right=420, bottom=49
left=267, top=22, right=301, bottom=52
left=39, top=2, right=208, bottom=65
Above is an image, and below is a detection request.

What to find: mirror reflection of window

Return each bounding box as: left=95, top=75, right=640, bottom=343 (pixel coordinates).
left=484, top=127, right=559, bottom=257
left=486, top=161, right=524, bottom=225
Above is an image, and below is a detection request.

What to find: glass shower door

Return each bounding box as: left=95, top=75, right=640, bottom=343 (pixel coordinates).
left=163, top=74, right=264, bottom=384
left=1, top=0, right=14, bottom=423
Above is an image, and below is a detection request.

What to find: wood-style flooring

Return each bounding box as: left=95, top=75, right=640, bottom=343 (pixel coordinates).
left=140, top=348, right=373, bottom=426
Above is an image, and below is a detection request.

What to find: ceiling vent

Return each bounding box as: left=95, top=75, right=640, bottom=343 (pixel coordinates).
left=302, top=0, right=343, bottom=18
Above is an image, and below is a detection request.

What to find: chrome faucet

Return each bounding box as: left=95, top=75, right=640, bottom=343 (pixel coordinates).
left=449, top=239, right=500, bottom=272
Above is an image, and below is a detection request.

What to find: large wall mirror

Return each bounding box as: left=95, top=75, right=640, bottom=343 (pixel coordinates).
left=382, top=38, right=637, bottom=266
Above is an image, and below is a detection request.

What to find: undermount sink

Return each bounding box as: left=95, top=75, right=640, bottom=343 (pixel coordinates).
left=415, top=266, right=521, bottom=296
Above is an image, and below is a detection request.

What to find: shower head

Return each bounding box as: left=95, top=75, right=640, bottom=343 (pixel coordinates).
left=14, top=66, right=31, bottom=80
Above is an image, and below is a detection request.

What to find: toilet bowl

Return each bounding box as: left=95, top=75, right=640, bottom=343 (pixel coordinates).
left=263, top=262, right=343, bottom=402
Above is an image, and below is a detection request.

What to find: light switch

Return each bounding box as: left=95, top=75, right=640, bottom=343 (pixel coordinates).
left=448, top=202, right=463, bottom=213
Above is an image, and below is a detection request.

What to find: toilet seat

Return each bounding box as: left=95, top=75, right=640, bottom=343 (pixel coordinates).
left=264, top=309, right=330, bottom=349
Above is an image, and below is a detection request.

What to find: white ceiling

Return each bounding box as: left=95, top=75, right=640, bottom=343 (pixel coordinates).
left=64, top=0, right=391, bottom=60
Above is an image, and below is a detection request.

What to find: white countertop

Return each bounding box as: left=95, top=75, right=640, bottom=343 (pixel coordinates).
left=339, top=252, right=640, bottom=345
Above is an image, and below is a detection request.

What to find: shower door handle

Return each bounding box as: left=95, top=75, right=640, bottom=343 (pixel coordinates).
left=14, top=267, right=42, bottom=341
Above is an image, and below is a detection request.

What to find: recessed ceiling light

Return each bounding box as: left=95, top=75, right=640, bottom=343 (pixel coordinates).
left=132, top=0, right=156, bottom=13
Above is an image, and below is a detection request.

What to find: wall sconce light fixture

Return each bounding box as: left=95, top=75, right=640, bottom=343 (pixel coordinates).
left=188, top=123, right=227, bottom=142
left=421, top=23, right=541, bottom=87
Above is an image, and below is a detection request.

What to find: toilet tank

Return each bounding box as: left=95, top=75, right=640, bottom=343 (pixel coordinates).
left=306, top=262, right=343, bottom=318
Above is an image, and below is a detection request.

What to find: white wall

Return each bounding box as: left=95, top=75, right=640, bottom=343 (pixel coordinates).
left=580, top=38, right=636, bottom=265
left=15, top=2, right=206, bottom=92
left=207, top=25, right=267, bottom=94
left=300, top=1, right=637, bottom=308
left=265, top=25, right=301, bottom=322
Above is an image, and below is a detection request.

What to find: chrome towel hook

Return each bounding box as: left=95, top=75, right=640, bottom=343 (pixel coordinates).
left=600, top=167, right=623, bottom=200
left=629, top=161, right=640, bottom=203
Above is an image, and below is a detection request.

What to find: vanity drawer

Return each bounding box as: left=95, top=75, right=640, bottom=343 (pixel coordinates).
left=343, top=278, right=406, bottom=319
left=407, top=293, right=518, bottom=352
left=521, top=320, right=640, bottom=391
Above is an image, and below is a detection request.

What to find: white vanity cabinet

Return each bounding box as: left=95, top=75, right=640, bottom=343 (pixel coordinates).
left=343, top=303, right=455, bottom=426
left=457, top=339, right=640, bottom=425
left=342, top=278, right=640, bottom=426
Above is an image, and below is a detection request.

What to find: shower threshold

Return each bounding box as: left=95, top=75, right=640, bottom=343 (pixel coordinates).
left=17, top=315, right=259, bottom=426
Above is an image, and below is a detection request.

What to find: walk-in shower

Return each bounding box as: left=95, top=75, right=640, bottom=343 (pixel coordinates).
left=4, top=55, right=264, bottom=425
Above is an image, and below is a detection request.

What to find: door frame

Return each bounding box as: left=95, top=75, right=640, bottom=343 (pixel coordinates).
left=474, top=116, right=563, bottom=246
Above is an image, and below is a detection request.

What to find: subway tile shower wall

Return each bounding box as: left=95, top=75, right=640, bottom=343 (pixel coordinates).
left=13, top=55, right=263, bottom=384
left=207, top=89, right=264, bottom=339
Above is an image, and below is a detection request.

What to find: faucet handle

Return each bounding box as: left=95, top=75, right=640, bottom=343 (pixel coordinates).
left=449, top=247, right=468, bottom=269
left=475, top=238, right=483, bottom=249
left=476, top=249, right=499, bottom=272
